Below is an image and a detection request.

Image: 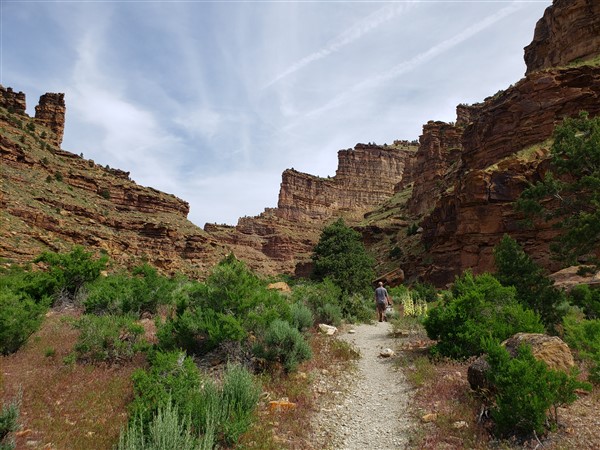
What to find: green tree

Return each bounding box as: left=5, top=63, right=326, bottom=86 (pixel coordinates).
left=311, top=218, right=375, bottom=296
left=494, top=234, right=566, bottom=329
left=517, top=111, right=600, bottom=267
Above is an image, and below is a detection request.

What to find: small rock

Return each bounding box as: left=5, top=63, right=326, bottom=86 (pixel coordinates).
left=380, top=348, right=394, bottom=358
left=319, top=324, right=338, bottom=335
left=422, top=413, right=437, bottom=423
left=269, top=400, right=296, bottom=412
left=452, top=420, right=469, bottom=429
left=348, top=329, right=356, bottom=334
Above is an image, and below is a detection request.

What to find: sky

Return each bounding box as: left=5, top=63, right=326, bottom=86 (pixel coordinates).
left=2, top=0, right=552, bottom=227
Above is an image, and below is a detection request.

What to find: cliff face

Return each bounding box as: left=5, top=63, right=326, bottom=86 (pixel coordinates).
left=415, top=0, right=600, bottom=285
left=524, top=0, right=600, bottom=75
left=277, top=144, right=416, bottom=222
left=205, top=142, right=418, bottom=276
left=35, top=93, right=66, bottom=147
left=407, top=121, right=463, bottom=217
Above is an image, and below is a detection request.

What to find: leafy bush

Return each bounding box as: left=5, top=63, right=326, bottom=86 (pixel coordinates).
left=424, top=272, right=544, bottom=358
left=292, top=280, right=343, bottom=325
left=484, top=339, right=590, bottom=436
left=411, top=282, right=437, bottom=303
left=341, top=292, right=373, bottom=323
left=0, top=393, right=20, bottom=450
left=34, top=246, right=108, bottom=301
left=311, top=218, right=375, bottom=297
left=289, top=302, right=314, bottom=331
left=563, top=313, right=600, bottom=384
left=72, top=314, right=145, bottom=363
left=129, top=352, right=259, bottom=447
left=0, top=287, right=49, bottom=355
left=390, top=287, right=427, bottom=317
left=494, top=235, right=567, bottom=329
left=568, top=284, right=600, bottom=320
left=158, top=256, right=291, bottom=356
left=157, top=306, right=246, bottom=355
left=253, top=319, right=312, bottom=373
left=84, top=264, right=175, bottom=316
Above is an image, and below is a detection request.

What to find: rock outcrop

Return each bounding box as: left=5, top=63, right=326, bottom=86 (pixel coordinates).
left=277, top=143, right=416, bottom=222
left=524, top=0, right=600, bottom=75
left=468, top=333, right=575, bottom=392
left=0, top=85, right=26, bottom=115
left=420, top=64, right=600, bottom=286
left=35, top=93, right=66, bottom=147
left=407, top=120, right=463, bottom=216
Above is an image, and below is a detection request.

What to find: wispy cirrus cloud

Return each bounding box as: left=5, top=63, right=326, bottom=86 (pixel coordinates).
left=263, top=1, right=417, bottom=89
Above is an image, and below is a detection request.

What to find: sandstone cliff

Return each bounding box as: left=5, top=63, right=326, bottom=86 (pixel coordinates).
left=414, top=0, right=600, bottom=285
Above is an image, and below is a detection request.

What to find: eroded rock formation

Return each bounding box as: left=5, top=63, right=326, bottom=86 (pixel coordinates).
left=0, top=85, right=26, bottom=115
left=525, top=0, right=600, bottom=75
left=35, top=93, right=66, bottom=147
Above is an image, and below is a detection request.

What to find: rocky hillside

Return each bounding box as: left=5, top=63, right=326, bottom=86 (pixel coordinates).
left=0, top=86, right=230, bottom=276
left=2, top=0, right=599, bottom=285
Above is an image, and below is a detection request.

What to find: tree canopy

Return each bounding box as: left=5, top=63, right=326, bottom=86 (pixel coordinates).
left=311, top=218, right=375, bottom=296
left=517, top=112, right=600, bottom=267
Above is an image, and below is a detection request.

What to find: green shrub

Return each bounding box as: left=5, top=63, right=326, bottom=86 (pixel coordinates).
left=253, top=319, right=312, bottom=372
left=494, top=235, right=567, bottom=329
left=289, top=302, right=314, bottom=331
left=129, top=352, right=259, bottom=447
left=158, top=307, right=246, bottom=355
left=484, top=339, right=590, bottom=436
left=341, top=292, right=373, bottom=323
left=117, top=401, right=198, bottom=450
left=411, top=282, right=437, bottom=303
left=311, top=218, right=375, bottom=297
left=0, top=393, right=20, bottom=450
left=72, top=314, right=145, bottom=363
left=0, top=287, right=49, bottom=355
left=563, top=313, right=600, bottom=384
left=84, top=264, right=175, bottom=316
left=424, top=272, right=544, bottom=358
left=292, top=280, right=342, bottom=325
left=34, top=246, right=108, bottom=301
left=568, top=284, right=600, bottom=320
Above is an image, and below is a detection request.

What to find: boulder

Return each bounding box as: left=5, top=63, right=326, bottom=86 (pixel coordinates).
left=468, top=332, right=574, bottom=391
left=318, top=324, right=338, bottom=335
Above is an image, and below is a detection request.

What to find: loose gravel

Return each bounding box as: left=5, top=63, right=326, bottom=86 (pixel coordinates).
left=312, top=322, right=415, bottom=449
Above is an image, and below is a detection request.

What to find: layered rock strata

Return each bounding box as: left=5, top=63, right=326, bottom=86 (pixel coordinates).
left=35, top=93, right=66, bottom=147
left=525, top=0, right=600, bottom=75
left=0, top=85, right=26, bottom=115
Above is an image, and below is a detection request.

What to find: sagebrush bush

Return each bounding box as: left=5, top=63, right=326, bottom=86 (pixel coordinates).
left=73, top=314, right=145, bottom=363
left=341, top=292, right=373, bottom=323
left=484, top=339, right=590, bottom=436
left=0, top=288, right=49, bottom=355
left=253, top=319, right=312, bottom=372
left=0, top=393, right=20, bottom=450
left=292, top=280, right=343, bottom=325
left=118, top=401, right=198, bottom=450
left=129, top=352, right=259, bottom=447
left=289, top=302, right=314, bottom=331
left=424, top=272, right=544, bottom=358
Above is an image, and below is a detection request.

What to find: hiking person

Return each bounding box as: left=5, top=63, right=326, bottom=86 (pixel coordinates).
left=374, top=281, right=391, bottom=322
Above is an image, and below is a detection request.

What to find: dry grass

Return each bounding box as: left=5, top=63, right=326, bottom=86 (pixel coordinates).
left=0, top=309, right=143, bottom=450
left=238, top=330, right=358, bottom=450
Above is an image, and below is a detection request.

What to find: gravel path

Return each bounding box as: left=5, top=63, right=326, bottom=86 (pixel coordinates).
left=312, top=322, right=415, bottom=449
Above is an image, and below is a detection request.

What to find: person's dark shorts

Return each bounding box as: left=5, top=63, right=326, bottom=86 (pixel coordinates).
left=376, top=301, right=387, bottom=313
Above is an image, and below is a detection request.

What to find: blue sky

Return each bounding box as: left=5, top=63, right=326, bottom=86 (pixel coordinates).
left=2, top=0, right=551, bottom=226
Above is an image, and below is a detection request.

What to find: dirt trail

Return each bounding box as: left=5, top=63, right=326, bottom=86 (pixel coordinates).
left=312, top=322, right=415, bottom=449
